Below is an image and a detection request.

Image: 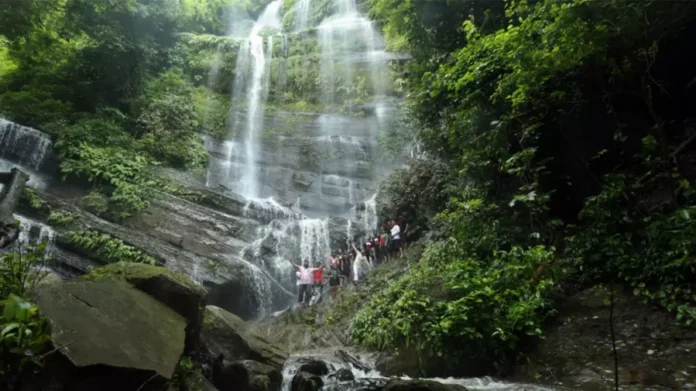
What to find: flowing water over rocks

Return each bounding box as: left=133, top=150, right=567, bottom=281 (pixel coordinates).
left=280, top=349, right=563, bottom=391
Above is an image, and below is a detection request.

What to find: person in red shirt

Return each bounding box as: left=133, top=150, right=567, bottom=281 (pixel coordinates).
left=313, top=261, right=325, bottom=300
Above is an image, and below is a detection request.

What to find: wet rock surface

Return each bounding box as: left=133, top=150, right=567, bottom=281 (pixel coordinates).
left=202, top=305, right=288, bottom=370
left=291, top=371, right=324, bottom=391
left=516, top=285, right=696, bottom=390
left=34, top=280, right=186, bottom=391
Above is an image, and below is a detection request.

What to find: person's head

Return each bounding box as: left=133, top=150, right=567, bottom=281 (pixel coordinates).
left=331, top=251, right=336, bottom=256
left=303, top=259, right=309, bottom=267
left=338, top=248, right=343, bottom=254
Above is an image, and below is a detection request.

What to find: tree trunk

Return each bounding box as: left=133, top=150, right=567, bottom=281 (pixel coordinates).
left=0, top=168, right=29, bottom=248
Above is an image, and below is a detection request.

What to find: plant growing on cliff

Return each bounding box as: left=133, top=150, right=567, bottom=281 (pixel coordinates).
left=66, top=231, right=156, bottom=265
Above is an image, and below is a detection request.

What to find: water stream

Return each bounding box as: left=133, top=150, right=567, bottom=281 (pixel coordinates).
left=280, top=350, right=564, bottom=391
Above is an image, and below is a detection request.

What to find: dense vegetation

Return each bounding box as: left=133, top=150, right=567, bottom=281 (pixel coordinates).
left=357, top=0, right=696, bottom=372
left=3, top=0, right=696, bottom=382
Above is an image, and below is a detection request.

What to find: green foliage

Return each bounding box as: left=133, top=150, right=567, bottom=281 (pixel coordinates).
left=0, top=295, right=51, bottom=388
left=352, top=242, right=556, bottom=367
left=21, top=189, right=50, bottom=214
left=0, top=244, right=52, bottom=388
left=566, top=172, right=696, bottom=324
left=59, top=142, right=152, bottom=219
left=0, top=244, right=50, bottom=300
left=47, top=210, right=79, bottom=227
left=135, top=68, right=209, bottom=169
left=66, top=230, right=156, bottom=265
left=0, top=38, right=16, bottom=78
left=170, top=356, right=205, bottom=391
left=377, top=159, right=453, bottom=237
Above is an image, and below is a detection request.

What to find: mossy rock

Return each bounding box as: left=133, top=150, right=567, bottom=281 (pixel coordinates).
left=202, top=305, right=287, bottom=370
left=82, top=262, right=206, bottom=354
left=35, top=280, right=186, bottom=391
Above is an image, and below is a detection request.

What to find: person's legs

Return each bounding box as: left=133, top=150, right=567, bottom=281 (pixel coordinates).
left=302, top=284, right=311, bottom=305
left=298, top=284, right=305, bottom=305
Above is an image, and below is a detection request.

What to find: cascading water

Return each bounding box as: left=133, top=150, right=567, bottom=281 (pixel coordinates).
left=280, top=350, right=563, bottom=391
left=0, top=118, right=52, bottom=189
left=227, top=0, right=283, bottom=198
left=202, top=0, right=402, bottom=316
left=292, top=0, right=312, bottom=33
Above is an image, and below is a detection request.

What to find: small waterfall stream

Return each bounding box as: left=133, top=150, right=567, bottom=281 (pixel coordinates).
left=280, top=350, right=564, bottom=391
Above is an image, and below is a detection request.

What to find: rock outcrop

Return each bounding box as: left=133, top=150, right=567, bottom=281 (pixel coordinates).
left=82, top=262, right=206, bottom=354
left=35, top=280, right=186, bottom=391
left=214, top=360, right=282, bottom=391
left=515, top=285, right=696, bottom=390
left=202, top=305, right=287, bottom=370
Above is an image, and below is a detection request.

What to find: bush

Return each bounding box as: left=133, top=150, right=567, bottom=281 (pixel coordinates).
left=0, top=244, right=53, bottom=388
left=566, top=173, right=696, bottom=324
left=351, top=240, right=557, bottom=370
left=135, top=68, right=209, bottom=169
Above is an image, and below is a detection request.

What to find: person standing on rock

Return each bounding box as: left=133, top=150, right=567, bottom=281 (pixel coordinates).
left=390, top=220, right=403, bottom=258
left=327, top=263, right=342, bottom=300
left=379, top=227, right=390, bottom=262
left=312, top=261, right=325, bottom=303
left=288, top=259, right=322, bottom=307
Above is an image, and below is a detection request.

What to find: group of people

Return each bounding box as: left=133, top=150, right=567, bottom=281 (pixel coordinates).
left=289, top=217, right=408, bottom=307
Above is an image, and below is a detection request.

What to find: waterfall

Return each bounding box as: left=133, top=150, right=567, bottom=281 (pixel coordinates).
left=0, top=118, right=52, bottom=189
left=223, top=0, right=283, bottom=198
left=202, top=0, right=401, bottom=316
left=363, top=194, right=378, bottom=241
left=293, top=0, right=312, bottom=33
left=0, top=118, right=52, bottom=171
left=13, top=215, right=56, bottom=257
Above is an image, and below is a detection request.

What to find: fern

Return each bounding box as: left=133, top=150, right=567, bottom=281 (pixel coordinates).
left=66, top=230, right=156, bottom=265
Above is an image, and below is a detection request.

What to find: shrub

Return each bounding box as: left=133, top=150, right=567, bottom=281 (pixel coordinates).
left=351, top=241, right=557, bottom=369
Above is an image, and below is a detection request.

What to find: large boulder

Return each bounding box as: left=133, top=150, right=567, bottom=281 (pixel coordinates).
left=202, top=305, right=287, bottom=370
left=82, top=262, right=206, bottom=354
left=214, top=360, right=282, bottom=391
left=34, top=280, right=186, bottom=391
left=383, top=379, right=468, bottom=391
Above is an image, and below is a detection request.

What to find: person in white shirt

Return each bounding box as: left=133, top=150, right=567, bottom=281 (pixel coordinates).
left=351, top=244, right=367, bottom=283
left=390, top=220, right=403, bottom=258
left=288, top=259, right=323, bottom=306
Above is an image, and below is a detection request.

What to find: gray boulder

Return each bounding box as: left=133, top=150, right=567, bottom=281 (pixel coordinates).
left=35, top=280, right=186, bottom=391
left=81, top=262, right=207, bottom=354
left=202, top=305, right=287, bottom=370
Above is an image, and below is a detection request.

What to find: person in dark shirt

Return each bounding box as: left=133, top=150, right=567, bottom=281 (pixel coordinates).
left=327, top=264, right=342, bottom=300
